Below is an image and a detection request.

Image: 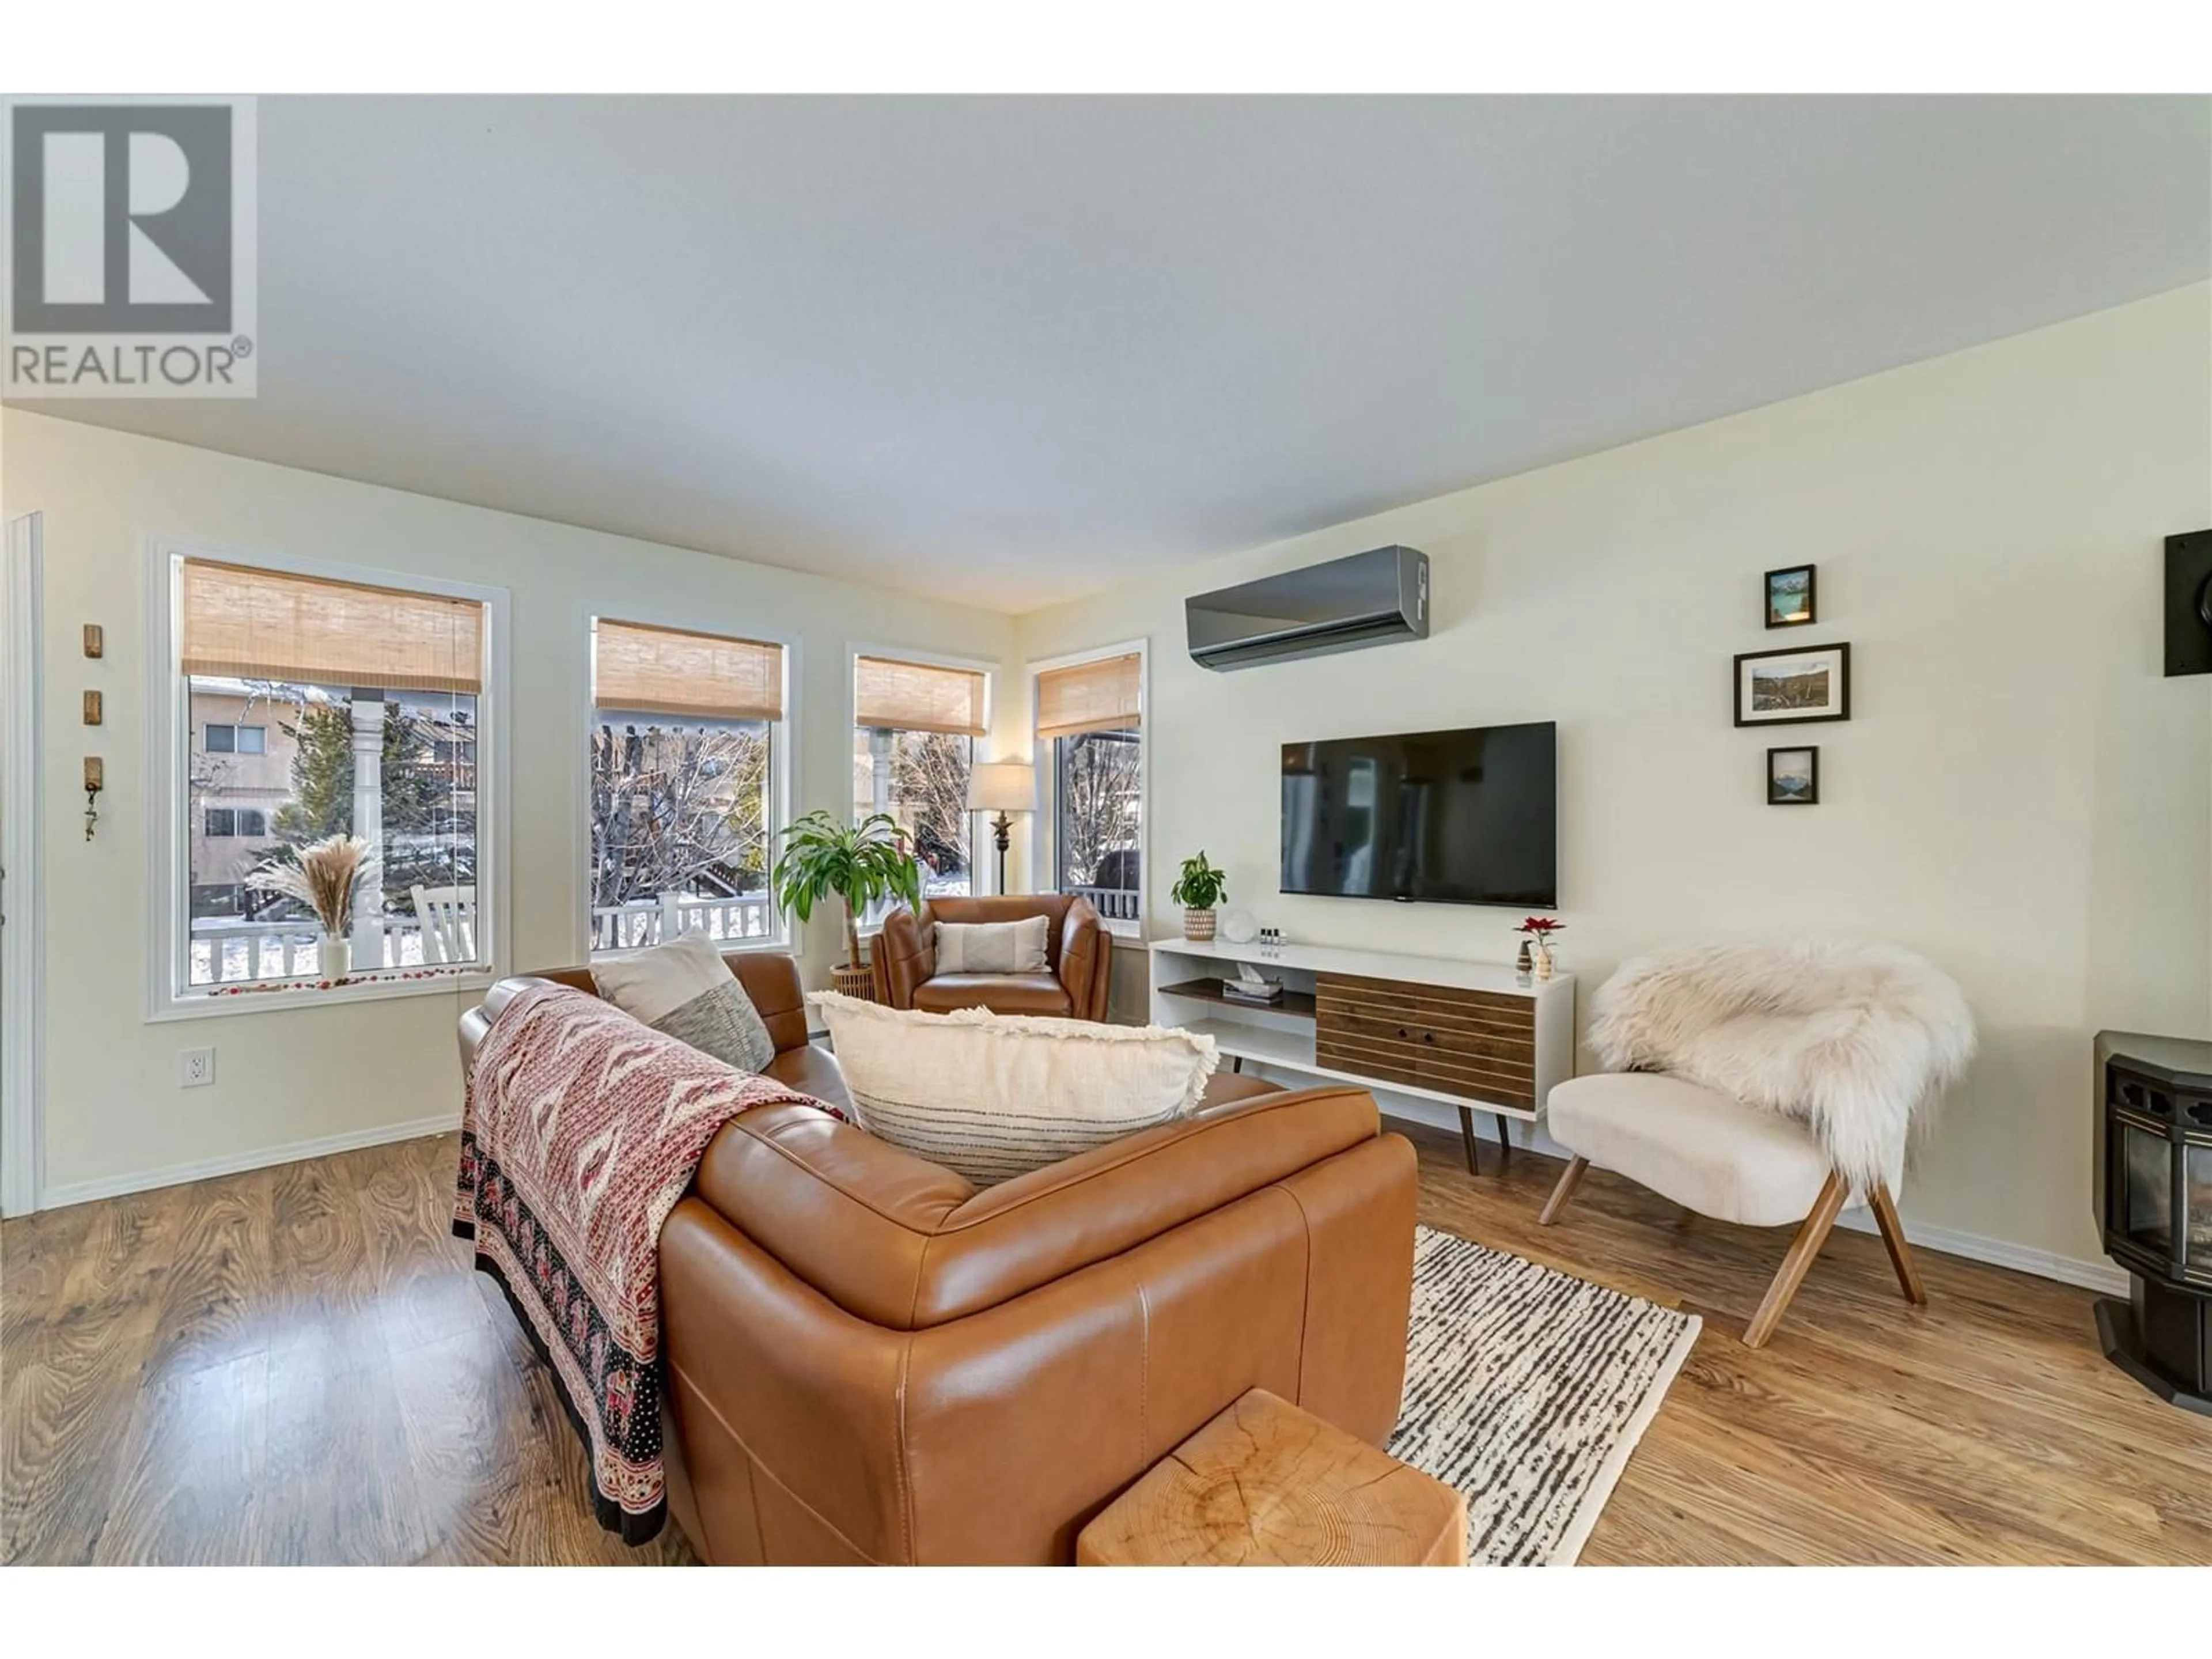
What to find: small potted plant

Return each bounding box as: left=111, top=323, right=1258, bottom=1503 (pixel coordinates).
left=248, top=833, right=378, bottom=982
left=1171, top=851, right=1229, bottom=942
left=1515, top=915, right=1563, bottom=983
left=771, top=809, right=923, bottom=998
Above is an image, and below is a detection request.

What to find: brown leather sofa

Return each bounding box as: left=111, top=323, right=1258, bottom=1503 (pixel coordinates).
left=870, top=893, right=1112, bottom=1020
left=459, top=948, right=1418, bottom=1565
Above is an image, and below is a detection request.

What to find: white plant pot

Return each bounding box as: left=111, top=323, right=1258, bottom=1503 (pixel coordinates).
left=321, top=934, right=353, bottom=981
left=1183, top=908, right=1218, bottom=942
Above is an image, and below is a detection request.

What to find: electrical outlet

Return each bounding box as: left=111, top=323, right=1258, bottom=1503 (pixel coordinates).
left=179, top=1047, right=216, bottom=1089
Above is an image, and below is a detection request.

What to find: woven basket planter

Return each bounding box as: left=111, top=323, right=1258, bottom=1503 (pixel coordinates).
left=831, top=962, right=877, bottom=1002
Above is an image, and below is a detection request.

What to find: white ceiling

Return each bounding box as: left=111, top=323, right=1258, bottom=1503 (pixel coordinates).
left=25, top=95, right=2211, bottom=613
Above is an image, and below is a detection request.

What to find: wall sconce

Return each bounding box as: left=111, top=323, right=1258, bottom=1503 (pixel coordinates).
left=84, top=756, right=104, bottom=840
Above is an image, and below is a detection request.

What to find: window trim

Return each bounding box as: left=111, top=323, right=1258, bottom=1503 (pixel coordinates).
left=845, top=641, right=997, bottom=926
left=145, top=537, right=512, bottom=1021
left=1027, top=638, right=1149, bottom=939
left=578, top=607, right=801, bottom=963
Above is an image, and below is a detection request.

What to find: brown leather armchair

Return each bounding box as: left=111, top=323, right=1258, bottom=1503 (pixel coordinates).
left=460, top=949, right=1418, bottom=1566
left=870, top=893, right=1112, bottom=1020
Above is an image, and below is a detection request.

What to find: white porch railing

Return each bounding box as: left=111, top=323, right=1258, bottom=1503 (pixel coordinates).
left=188, top=892, right=779, bottom=984
left=188, top=916, right=430, bottom=987
left=590, top=893, right=776, bottom=954
left=1067, top=884, right=1141, bottom=923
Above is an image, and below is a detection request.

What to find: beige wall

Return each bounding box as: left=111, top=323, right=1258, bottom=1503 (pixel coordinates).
left=1017, top=286, right=2212, bottom=1272
left=2, top=410, right=1019, bottom=1199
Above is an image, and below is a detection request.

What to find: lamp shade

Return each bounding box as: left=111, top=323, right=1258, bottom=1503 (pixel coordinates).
left=968, top=760, right=1037, bottom=814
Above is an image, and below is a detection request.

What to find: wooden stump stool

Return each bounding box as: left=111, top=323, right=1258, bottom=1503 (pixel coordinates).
left=1076, top=1389, right=1466, bottom=1566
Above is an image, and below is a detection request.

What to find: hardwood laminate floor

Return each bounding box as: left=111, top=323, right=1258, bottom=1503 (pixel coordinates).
left=3, top=1126, right=2207, bottom=1565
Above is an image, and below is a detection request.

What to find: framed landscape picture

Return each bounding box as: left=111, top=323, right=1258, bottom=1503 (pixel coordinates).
left=1765, top=563, right=1816, bottom=628
left=1734, top=642, right=1850, bottom=725
left=1767, top=745, right=1819, bottom=804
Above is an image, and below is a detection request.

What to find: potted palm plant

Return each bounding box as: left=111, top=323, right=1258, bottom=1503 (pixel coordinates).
left=770, top=809, right=924, bottom=997
left=1171, top=851, right=1229, bottom=942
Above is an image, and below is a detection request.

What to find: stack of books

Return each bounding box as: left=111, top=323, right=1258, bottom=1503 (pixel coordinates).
left=1221, top=974, right=1286, bottom=1006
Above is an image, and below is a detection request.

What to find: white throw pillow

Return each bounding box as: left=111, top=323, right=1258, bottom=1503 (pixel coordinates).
left=933, top=915, right=1051, bottom=975
left=808, top=992, right=1218, bottom=1185
left=590, top=930, right=776, bottom=1074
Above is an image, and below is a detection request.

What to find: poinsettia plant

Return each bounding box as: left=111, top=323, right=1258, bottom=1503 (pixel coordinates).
left=1516, top=916, right=1563, bottom=938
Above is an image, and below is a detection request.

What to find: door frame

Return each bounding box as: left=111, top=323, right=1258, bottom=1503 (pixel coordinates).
left=2, top=512, right=45, bottom=1216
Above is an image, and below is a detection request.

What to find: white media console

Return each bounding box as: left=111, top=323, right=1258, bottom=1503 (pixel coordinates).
left=1147, top=935, right=1575, bottom=1175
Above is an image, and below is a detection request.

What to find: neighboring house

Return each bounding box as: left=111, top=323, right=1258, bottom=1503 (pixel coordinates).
left=186, top=686, right=301, bottom=917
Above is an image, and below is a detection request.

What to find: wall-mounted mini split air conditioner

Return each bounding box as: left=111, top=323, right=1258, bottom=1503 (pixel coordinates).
left=1185, top=545, right=1429, bottom=671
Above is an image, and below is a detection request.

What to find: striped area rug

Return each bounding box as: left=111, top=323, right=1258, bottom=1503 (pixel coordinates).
left=1388, top=1225, right=1702, bottom=1566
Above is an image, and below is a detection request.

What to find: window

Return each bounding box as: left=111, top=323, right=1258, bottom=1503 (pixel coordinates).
left=1038, top=649, right=1144, bottom=926
left=164, top=552, right=494, bottom=999
left=589, top=619, right=787, bottom=956
left=203, top=807, right=268, bottom=838
left=204, top=722, right=267, bottom=755
left=853, top=654, right=987, bottom=915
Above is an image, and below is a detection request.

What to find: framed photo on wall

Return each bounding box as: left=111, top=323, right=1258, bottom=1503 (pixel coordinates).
left=1767, top=745, right=1819, bottom=804
left=1734, top=642, right=1850, bottom=725
left=1765, top=563, right=1816, bottom=628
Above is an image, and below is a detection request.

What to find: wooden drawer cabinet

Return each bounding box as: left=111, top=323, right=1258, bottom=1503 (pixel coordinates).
left=1149, top=937, right=1573, bottom=1178
left=1315, top=972, right=1537, bottom=1109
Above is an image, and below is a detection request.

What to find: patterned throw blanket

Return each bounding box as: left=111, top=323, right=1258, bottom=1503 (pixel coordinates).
left=453, top=982, right=821, bottom=1542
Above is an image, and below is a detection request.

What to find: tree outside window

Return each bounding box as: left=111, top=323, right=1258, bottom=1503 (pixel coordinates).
left=589, top=716, right=773, bottom=914
left=1054, top=728, right=1141, bottom=920
left=853, top=727, right=972, bottom=904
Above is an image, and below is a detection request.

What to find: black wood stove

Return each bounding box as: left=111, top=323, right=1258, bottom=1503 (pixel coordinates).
left=2094, top=1031, right=2212, bottom=1414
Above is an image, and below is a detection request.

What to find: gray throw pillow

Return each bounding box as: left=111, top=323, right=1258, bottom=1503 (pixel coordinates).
left=590, top=931, right=776, bottom=1074
left=934, top=916, right=1051, bottom=975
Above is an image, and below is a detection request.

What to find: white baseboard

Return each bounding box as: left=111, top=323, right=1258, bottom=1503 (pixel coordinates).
left=1365, top=1092, right=2130, bottom=1298
left=1831, top=1210, right=2130, bottom=1297
left=37, top=1113, right=462, bottom=1211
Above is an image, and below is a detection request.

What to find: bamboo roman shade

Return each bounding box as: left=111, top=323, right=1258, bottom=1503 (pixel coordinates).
left=1035, top=652, right=1142, bottom=740
left=854, top=656, right=987, bottom=737
left=593, top=619, right=785, bottom=722
left=181, top=559, right=485, bottom=694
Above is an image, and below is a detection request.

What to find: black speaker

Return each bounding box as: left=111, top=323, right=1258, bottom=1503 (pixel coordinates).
left=2168, top=531, right=2212, bottom=677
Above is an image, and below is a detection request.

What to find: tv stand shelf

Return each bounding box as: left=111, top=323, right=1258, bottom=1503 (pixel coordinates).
left=1149, top=936, right=1574, bottom=1176
left=1154, top=977, right=1319, bottom=1021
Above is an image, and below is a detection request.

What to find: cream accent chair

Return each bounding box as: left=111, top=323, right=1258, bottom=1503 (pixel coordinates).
left=1537, top=938, right=1975, bottom=1349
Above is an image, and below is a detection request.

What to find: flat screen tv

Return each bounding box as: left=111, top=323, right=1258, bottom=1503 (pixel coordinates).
left=1281, top=722, right=1556, bottom=908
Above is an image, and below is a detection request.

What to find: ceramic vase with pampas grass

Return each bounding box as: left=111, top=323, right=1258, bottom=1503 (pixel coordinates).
left=248, top=834, right=378, bottom=982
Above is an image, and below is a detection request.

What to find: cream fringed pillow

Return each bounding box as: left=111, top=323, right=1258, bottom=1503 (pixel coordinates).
left=808, top=993, right=1218, bottom=1185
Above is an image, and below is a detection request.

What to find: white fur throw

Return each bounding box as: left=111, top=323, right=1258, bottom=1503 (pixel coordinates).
left=1585, top=938, right=1975, bottom=1194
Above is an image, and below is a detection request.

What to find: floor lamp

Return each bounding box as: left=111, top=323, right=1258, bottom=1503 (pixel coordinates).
left=968, top=761, right=1036, bottom=895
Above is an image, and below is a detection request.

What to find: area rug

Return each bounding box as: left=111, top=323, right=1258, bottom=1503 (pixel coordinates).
left=1389, top=1225, right=1701, bottom=1566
